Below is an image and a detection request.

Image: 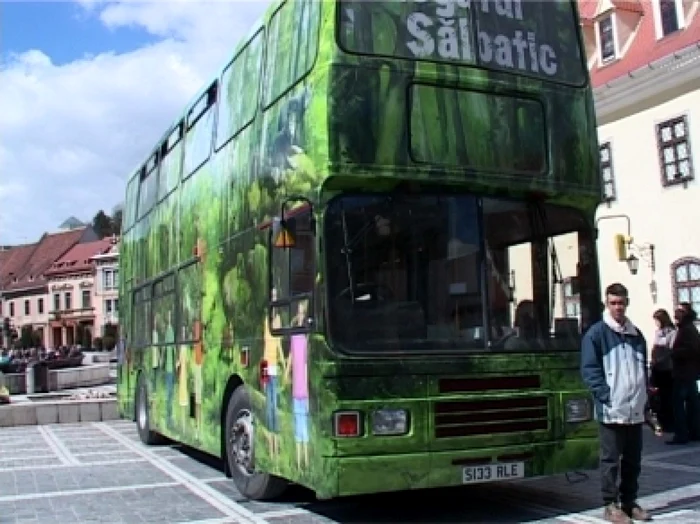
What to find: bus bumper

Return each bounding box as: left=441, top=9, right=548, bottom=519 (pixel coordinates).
left=332, top=438, right=599, bottom=498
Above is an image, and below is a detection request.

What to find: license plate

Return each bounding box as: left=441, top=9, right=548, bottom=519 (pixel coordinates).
left=462, top=462, right=524, bottom=484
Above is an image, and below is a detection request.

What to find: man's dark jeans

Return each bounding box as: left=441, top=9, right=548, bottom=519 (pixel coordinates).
left=672, top=378, right=700, bottom=442
left=600, top=423, right=643, bottom=506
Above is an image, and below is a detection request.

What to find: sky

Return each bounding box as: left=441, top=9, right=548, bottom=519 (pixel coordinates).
left=0, top=0, right=271, bottom=245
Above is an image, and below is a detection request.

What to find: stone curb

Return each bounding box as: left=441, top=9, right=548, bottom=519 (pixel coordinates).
left=0, top=398, right=119, bottom=427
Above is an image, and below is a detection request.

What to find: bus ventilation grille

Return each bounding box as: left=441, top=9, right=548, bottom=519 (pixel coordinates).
left=438, top=375, right=541, bottom=393
left=434, top=397, right=549, bottom=438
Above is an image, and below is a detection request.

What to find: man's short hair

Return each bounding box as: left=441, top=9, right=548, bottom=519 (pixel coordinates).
left=605, top=283, right=628, bottom=298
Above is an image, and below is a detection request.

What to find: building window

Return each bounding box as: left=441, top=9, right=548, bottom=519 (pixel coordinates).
left=9, top=302, right=14, bottom=317
left=103, top=269, right=119, bottom=290
left=65, top=292, right=72, bottom=311
left=82, top=290, right=91, bottom=309
left=600, top=142, right=616, bottom=202
left=105, top=298, right=119, bottom=319
left=38, top=298, right=44, bottom=314
left=671, top=257, right=700, bottom=313
left=53, top=293, right=60, bottom=312
left=598, top=16, right=616, bottom=62
left=659, top=0, right=680, bottom=36
left=563, top=277, right=581, bottom=318
left=657, top=115, right=694, bottom=186
left=24, top=300, right=30, bottom=316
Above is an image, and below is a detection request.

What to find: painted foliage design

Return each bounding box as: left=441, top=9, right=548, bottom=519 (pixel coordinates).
left=117, top=0, right=600, bottom=499
left=333, top=0, right=599, bottom=196
left=118, top=0, right=331, bottom=490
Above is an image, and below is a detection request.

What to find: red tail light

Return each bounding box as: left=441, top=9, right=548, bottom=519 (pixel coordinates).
left=334, top=411, right=362, bottom=438
left=259, top=359, right=269, bottom=388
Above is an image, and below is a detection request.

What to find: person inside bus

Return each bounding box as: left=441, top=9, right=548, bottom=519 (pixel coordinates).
left=667, top=304, right=700, bottom=445
left=504, top=300, right=542, bottom=350
left=649, top=309, right=676, bottom=433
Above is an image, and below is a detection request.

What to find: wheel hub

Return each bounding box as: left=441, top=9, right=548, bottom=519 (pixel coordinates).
left=230, top=409, right=254, bottom=475
left=137, top=389, right=147, bottom=429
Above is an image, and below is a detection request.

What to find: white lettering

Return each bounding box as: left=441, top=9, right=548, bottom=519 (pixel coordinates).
left=513, top=0, right=523, bottom=20
left=493, top=35, right=513, bottom=67
left=494, top=0, right=513, bottom=19
left=539, top=44, right=557, bottom=75
left=512, top=30, right=527, bottom=70
left=527, top=32, right=538, bottom=73
left=402, top=0, right=561, bottom=78
left=478, top=30, right=492, bottom=62
left=435, top=0, right=455, bottom=17
left=437, top=21, right=461, bottom=59
left=407, top=12, right=435, bottom=57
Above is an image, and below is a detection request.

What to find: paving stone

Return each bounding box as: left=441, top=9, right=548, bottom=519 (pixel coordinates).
left=57, top=404, right=80, bottom=424
left=3, top=420, right=700, bottom=523
left=35, top=405, right=58, bottom=425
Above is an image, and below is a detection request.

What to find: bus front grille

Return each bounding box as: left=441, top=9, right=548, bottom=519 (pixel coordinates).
left=433, top=396, right=549, bottom=439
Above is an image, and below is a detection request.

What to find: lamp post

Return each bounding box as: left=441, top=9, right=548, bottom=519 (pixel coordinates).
left=626, top=243, right=655, bottom=276
left=626, top=254, right=640, bottom=275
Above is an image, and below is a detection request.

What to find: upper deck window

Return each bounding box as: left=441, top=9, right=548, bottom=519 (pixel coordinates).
left=337, top=0, right=586, bottom=86
left=263, top=0, right=321, bottom=106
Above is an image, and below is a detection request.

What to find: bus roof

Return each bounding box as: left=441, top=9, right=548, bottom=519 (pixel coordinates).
left=125, top=0, right=291, bottom=183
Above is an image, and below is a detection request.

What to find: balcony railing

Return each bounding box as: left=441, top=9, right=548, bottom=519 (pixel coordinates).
left=50, top=307, right=95, bottom=321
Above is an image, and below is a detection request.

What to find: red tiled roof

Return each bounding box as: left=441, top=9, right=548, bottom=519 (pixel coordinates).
left=0, top=244, right=38, bottom=289
left=582, top=0, right=700, bottom=87
left=3, top=228, right=92, bottom=291
left=44, top=238, right=115, bottom=277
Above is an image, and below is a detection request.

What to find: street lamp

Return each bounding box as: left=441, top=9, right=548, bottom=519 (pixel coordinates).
left=626, top=254, right=640, bottom=275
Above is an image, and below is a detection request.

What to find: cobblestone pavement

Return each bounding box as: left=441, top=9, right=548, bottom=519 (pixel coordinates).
left=2, top=420, right=700, bottom=523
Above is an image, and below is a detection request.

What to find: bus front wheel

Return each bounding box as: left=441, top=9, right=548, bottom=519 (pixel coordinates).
left=225, top=385, right=287, bottom=500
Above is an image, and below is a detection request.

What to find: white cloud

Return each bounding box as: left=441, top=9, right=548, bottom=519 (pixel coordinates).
left=0, top=0, right=270, bottom=245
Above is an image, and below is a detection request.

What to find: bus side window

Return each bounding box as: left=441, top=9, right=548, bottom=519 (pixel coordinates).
left=177, top=262, right=202, bottom=343
left=268, top=207, right=315, bottom=332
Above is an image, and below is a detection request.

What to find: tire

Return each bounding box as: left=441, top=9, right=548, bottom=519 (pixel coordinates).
left=225, top=385, right=287, bottom=500
left=135, top=374, right=165, bottom=445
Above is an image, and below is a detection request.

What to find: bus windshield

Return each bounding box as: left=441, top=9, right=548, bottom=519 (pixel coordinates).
left=325, top=193, right=598, bottom=354
left=337, top=0, right=586, bottom=86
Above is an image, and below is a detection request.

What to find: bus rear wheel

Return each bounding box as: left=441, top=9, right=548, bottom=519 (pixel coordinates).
left=225, top=385, right=287, bottom=500
left=135, top=374, right=164, bottom=445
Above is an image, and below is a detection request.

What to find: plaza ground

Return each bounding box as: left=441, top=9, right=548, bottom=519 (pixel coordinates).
left=2, top=420, right=700, bottom=523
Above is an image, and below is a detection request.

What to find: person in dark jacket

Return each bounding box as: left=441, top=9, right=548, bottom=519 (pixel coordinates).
left=649, top=308, right=676, bottom=432
left=581, top=283, right=650, bottom=523
left=667, top=304, right=700, bottom=444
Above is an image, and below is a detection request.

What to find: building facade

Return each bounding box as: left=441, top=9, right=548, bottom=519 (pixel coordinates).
left=582, top=0, right=700, bottom=340
left=0, top=227, right=99, bottom=348
left=91, top=242, right=120, bottom=343
left=44, top=238, right=116, bottom=348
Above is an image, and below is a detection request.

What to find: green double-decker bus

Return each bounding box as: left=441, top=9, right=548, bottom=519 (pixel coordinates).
left=117, top=0, right=602, bottom=501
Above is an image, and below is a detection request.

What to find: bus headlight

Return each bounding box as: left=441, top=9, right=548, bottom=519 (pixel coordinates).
left=371, top=409, right=409, bottom=436
left=565, top=398, right=591, bottom=423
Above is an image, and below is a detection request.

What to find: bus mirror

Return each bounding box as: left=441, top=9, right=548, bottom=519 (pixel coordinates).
left=272, top=218, right=296, bottom=249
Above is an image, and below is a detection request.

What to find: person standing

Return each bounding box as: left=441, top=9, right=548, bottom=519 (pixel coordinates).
left=581, top=283, right=650, bottom=523
left=667, top=304, right=700, bottom=444
left=649, top=309, right=676, bottom=432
